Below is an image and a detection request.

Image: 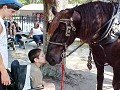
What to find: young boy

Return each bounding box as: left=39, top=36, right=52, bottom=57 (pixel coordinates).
left=28, top=48, right=55, bottom=90
left=11, top=48, right=55, bottom=90
left=0, top=0, right=22, bottom=89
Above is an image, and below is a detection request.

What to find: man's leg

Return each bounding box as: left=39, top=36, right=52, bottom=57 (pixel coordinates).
left=11, top=60, right=27, bottom=90
left=0, top=82, right=4, bottom=90
left=33, top=35, right=41, bottom=46
left=33, top=35, right=40, bottom=44
left=40, top=34, right=43, bottom=43
left=0, top=73, right=5, bottom=90
left=11, top=60, right=20, bottom=90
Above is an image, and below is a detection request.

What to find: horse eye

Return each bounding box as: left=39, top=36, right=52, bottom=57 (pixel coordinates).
left=59, top=24, right=66, bottom=30
left=60, top=26, right=66, bottom=30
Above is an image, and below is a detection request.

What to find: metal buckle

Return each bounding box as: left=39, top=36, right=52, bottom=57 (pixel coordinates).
left=66, top=26, right=71, bottom=36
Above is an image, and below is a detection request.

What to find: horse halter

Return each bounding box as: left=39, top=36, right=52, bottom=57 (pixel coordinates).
left=59, top=18, right=76, bottom=36
left=48, top=18, right=76, bottom=58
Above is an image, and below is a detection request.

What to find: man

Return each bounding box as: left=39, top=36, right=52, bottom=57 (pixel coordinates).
left=0, top=0, right=22, bottom=89
left=28, top=21, right=43, bottom=47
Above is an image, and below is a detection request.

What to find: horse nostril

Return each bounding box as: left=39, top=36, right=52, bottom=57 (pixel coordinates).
left=49, top=58, right=56, bottom=66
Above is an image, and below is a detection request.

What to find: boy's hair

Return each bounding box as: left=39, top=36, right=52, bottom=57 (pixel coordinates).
left=28, top=48, right=42, bottom=63
left=0, top=4, right=20, bottom=10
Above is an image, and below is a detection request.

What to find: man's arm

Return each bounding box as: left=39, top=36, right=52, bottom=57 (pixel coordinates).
left=40, top=27, right=43, bottom=32
left=0, top=23, right=3, bottom=34
left=0, top=24, right=11, bottom=85
left=0, top=54, right=11, bottom=85
left=28, top=28, right=33, bottom=38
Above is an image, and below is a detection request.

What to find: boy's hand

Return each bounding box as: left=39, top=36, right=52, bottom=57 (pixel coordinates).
left=1, top=70, right=11, bottom=85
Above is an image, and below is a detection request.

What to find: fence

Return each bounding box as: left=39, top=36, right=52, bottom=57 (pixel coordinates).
left=5, top=16, right=44, bottom=32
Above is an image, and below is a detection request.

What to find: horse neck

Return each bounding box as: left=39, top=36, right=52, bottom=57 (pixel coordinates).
left=74, top=1, right=115, bottom=44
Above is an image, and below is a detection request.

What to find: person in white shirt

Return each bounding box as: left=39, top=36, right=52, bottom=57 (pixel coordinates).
left=28, top=21, right=43, bottom=47
left=0, top=0, right=22, bottom=89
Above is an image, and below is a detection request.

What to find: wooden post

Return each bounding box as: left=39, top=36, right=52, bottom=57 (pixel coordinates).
left=43, top=0, right=55, bottom=53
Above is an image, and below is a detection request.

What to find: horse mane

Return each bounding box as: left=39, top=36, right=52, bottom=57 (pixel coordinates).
left=74, top=1, right=115, bottom=40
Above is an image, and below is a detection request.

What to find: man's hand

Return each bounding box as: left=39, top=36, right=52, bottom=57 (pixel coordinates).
left=1, top=70, right=11, bottom=86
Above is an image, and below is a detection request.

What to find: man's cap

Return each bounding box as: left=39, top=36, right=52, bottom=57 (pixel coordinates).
left=0, top=0, right=23, bottom=8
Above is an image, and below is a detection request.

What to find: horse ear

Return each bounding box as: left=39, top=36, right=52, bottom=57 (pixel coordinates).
left=48, top=12, right=62, bottom=36
left=68, top=5, right=78, bottom=18
left=51, top=6, right=57, bottom=15
left=48, top=9, right=69, bottom=36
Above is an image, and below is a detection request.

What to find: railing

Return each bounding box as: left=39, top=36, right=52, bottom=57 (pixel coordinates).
left=5, top=15, right=44, bottom=32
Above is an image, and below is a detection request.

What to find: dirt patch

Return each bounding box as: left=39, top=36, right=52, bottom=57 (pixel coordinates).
left=8, top=42, right=113, bottom=90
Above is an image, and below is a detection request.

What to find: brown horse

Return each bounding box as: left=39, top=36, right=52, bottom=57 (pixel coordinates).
left=46, top=1, right=120, bottom=90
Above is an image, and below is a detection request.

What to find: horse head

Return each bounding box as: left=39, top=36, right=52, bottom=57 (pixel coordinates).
left=46, top=6, right=80, bottom=66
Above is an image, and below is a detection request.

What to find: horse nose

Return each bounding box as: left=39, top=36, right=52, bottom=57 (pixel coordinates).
left=49, top=58, right=56, bottom=66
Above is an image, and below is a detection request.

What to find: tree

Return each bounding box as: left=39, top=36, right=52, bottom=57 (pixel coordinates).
left=68, top=0, right=88, bottom=4
left=29, top=0, right=43, bottom=3
left=18, top=0, right=43, bottom=5
left=42, top=0, right=68, bottom=53
left=42, top=0, right=68, bottom=80
left=18, top=0, right=30, bottom=5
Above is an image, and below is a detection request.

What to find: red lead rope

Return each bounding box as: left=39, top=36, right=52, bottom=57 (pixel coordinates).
left=60, top=63, right=65, bottom=90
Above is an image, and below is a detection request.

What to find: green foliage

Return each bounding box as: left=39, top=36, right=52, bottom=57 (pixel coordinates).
left=18, top=0, right=30, bottom=5
left=18, top=0, right=43, bottom=5
left=18, top=0, right=118, bottom=5
left=68, top=0, right=89, bottom=4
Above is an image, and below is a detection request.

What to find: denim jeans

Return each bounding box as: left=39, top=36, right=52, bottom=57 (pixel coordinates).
left=33, top=35, right=43, bottom=44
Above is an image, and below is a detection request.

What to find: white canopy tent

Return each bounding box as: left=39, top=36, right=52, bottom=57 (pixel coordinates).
left=18, top=4, right=43, bottom=16
left=20, top=4, right=43, bottom=11
left=17, top=4, right=76, bottom=16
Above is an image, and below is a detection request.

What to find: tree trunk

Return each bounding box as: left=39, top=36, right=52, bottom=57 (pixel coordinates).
left=42, top=0, right=68, bottom=80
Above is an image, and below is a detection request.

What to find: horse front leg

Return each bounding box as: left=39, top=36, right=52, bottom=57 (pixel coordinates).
left=95, top=63, right=104, bottom=90
left=112, top=68, right=120, bottom=90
